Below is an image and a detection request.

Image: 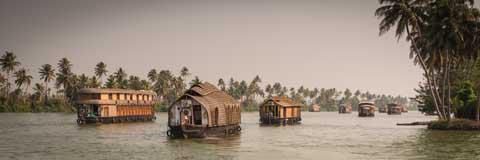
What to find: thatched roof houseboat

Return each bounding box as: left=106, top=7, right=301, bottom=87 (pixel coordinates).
left=259, top=96, right=302, bottom=125
left=167, top=83, right=241, bottom=138
left=76, top=88, right=156, bottom=124
left=387, top=103, right=402, bottom=115
left=338, top=104, right=352, bottom=114
left=310, top=104, right=321, bottom=112
left=358, top=102, right=375, bottom=117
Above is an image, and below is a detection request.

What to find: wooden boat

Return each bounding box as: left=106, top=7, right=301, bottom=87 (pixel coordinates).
left=358, top=102, right=375, bottom=117
left=167, top=83, right=241, bottom=138
left=401, top=106, right=408, bottom=113
left=338, top=104, right=352, bottom=114
left=387, top=103, right=402, bottom=115
left=75, top=88, right=156, bottom=124
left=309, top=104, right=321, bottom=112
left=259, top=96, right=302, bottom=125
left=378, top=105, right=387, bottom=113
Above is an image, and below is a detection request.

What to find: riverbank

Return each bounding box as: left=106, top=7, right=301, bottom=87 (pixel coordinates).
left=428, top=119, right=480, bottom=130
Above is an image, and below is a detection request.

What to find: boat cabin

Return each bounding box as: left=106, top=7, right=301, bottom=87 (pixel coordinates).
left=259, top=96, right=302, bottom=124
left=358, top=102, right=375, bottom=117
left=167, top=83, right=241, bottom=138
left=387, top=103, right=402, bottom=115
left=76, top=88, right=156, bottom=124
left=310, top=104, right=321, bottom=112
left=338, top=104, right=352, bottom=114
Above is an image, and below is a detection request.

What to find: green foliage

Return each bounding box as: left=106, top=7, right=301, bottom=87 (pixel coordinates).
left=428, top=119, right=480, bottom=130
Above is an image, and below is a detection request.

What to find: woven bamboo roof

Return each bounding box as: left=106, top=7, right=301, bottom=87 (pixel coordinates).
left=182, top=83, right=239, bottom=111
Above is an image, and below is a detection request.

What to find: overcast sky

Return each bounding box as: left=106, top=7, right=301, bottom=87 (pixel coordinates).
left=0, top=0, right=424, bottom=96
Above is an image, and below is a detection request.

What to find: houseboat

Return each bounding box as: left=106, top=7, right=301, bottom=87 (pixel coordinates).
left=378, top=105, right=387, bottom=113
left=401, top=106, right=408, bottom=113
left=358, top=102, right=375, bottom=117
left=259, top=96, right=302, bottom=125
left=387, top=103, right=402, bottom=115
left=76, top=88, right=156, bottom=124
left=167, top=83, right=241, bottom=138
left=309, top=104, right=321, bottom=112
left=338, top=104, right=352, bottom=114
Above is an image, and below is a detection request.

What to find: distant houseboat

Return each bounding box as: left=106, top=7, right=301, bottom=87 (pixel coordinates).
left=358, top=102, right=375, bottom=117
left=167, top=83, right=241, bottom=138
left=387, top=103, right=402, bottom=115
left=378, top=105, right=387, bottom=113
left=76, top=88, right=156, bottom=124
left=338, top=104, right=352, bottom=114
left=401, top=106, right=408, bottom=113
left=259, top=97, right=302, bottom=124
left=310, top=104, right=321, bottom=112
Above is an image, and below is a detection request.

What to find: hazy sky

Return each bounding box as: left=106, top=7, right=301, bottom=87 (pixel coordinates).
left=0, top=0, right=423, bottom=96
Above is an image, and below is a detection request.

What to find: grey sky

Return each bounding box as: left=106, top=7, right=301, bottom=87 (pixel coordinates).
left=0, top=0, right=423, bottom=96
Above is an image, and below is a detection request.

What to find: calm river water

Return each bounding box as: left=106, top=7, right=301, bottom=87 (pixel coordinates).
left=1, top=112, right=480, bottom=160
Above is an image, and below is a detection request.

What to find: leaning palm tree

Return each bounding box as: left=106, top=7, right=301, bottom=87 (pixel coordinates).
left=0, top=51, right=21, bottom=97
left=39, top=64, right=55, bottom=104
left=375, top=0, right=445, bottom=119
left=94, top=62, right=107, bottom=86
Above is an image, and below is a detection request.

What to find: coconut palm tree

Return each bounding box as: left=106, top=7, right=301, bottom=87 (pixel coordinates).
left=218, top=78, right=226, bottom=91
left=0, top=51, right=21, bottom=97
left=87, top=76, right=101, bottom=88
left=375, top=0, right=445, bottom=119
left=56, top=58, right=73, bottom=99
left=32, top=83, right=44, bottom=102
left=180, top=66, right=190, bottom=79
left=39, top=64, right=55, bottom=104
left=14, top=68, right=32, bottom=96
left=189, top=76, right=202, bottom=87
left=147, top=69, right=157, bottom=82
left=114, top=68, right=128, bottom=89
left=94, top=62, right=107, bottom=86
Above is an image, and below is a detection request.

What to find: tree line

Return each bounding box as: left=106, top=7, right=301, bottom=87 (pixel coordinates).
left=376, top=0, right=480, bottom=120
left=0, top=51, right=411, bottom=112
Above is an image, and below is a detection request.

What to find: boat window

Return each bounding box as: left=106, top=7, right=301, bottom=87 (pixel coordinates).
left=108, top=93, right=112, bottom=100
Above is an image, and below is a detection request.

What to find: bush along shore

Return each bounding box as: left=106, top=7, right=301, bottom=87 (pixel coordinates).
left=428, top=119, right=480, bottom=130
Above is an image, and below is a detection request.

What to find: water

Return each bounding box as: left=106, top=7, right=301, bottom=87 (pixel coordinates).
left=1, top=112, right=480, bottom=160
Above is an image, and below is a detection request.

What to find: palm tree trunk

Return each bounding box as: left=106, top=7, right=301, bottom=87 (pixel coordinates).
left=477, top=90, right=480, bottom=121
left=44, top=82, right=48, bottom=105
left=406, top=26, right=444, bottom=120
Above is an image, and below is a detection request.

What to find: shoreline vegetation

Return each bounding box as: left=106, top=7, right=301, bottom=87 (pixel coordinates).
left=0, top=51, right=412, bottom=113
left=376, top=0, right=480, bottom=130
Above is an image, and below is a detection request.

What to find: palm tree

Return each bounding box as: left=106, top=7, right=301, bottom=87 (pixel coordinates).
left=218, top=78, right=226, bottom=91
left=0, top=51, right=21, bottom=96
left=32, top=83, right=44, bottom=102
left=180, top=66, right=190, bottom=79
left=147, top=69, right=157, bottom=82
left=56, top=58, right=73, bottom=99
left=114, top=68, right=128, bottom=89
left=14, top=68, right=32, bottom=96
left=375, top=0, right=445, bottom=119
left=189, top=76, right=202, bottom=87
left=94, top=62, right=107, bottom=86
left=87, top=76, right=101, bottom=88
left=39, top=64, right=55, bottom=104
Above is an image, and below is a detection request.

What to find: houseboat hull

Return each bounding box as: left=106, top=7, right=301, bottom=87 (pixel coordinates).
left=167, top=124, right=241, bottom=138
left=77, top=115, right=156, bottom=124
left=260, top=117, right=302, bottom=125
left=358, top=112, right=375, bottom=117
